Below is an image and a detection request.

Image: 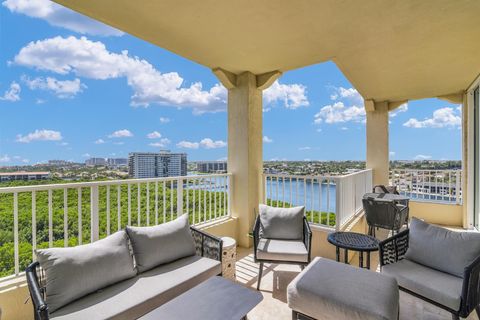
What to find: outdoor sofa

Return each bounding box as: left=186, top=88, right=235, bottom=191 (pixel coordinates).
left=26, top=214, right=223, bottom=320
left=380, top=218, right=480, bottom=320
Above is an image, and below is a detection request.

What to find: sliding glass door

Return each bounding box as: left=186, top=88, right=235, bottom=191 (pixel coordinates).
left=474, top=87, right=480, bottom=228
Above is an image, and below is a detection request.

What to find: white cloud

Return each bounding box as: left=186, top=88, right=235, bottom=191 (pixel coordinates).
left=35, top=98, right=46, bottom=104
left=147, top=131, right=162, bottom=139
left=113, top=141, right=124, bottom=145
left=0, top=155, right=11, bottom=162
left=389, top=151, right=396, bottom=157
left=2, top=0, right=123, bottom=36
left=82, top=153, right=91, bottom=158
left=16, top=129, right=62, bottom=143
left=340, top=127, right=348, bottom=130
left=414, top=154, right=432, bottom=160
left=177, top=141, right=200, bottom=149
left=13, top=36, right=309, bottom=114
left=263, top=81, right=309, bottom=109
left=263, top=136, right=273, bottom=143
left=94, top=139, right=105, bottom=144
left=0, top=81, right=21, bottom=101
left=200, top=138, right=227, bottom=149
left=314, top=101, right=365, bottom=124
left=159, top=117, right=171, bottom=123
left=403, top=107, right=461, bottom=128
left=58, top=142, right=68, bottom=146
left=176, top=138, right=226, bottom=149
left=149, top=138, right=171, bottom=148
left=299, top=146, right=311, bottom=151
left=330, top=86, right=363, bottom=105
left=217, top=157, right=227, bottom=161
left=22, top=75, right=85, bottom=98
left=108, top=129, right=133, bottom=138
left=389, top=104, right=408, bottom=118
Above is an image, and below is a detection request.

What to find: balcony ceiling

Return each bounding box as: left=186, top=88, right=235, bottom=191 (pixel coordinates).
left=54, top=0, right=480, bottom=102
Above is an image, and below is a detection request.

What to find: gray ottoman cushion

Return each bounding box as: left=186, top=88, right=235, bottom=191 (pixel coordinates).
left=287, top=257, right=399, bottom=320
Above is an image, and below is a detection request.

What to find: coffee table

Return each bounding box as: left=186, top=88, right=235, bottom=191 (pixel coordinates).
left=139, top=276, right=263, bottom=320
left=327, top=231, right=379, bottom=269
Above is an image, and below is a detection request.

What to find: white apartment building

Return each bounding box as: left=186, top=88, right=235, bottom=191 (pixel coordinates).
left=128, top=151, right=187, bottom=178
left=196, top=161, right=227, bottom=173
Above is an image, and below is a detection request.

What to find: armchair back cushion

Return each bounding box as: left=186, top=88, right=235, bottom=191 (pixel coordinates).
left=405, top=218, right=480, bottom=277
left=259, top=204, right=304, bottom=240
left=36, top=230, right=136, bottom=313
left=126, top=214, right=196, bottom=273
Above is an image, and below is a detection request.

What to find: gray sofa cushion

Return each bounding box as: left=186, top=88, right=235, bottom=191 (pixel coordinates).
left=257, top=238, right=308, bottom=263
left=405, top=218, right=480, bottom=277
left=288, top=257, right=399, bottom=320
left=50, top=255, right=221, bottom=320
left=36, top=231, right=136, bottom=313
left=259, top=204, right=304, bottom=240
left=382, top=258, right=463, bottom=311
left=126, top=214, right=196, bottom=273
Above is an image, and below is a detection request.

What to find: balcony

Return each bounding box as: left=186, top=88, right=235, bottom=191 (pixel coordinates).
left=2, top=1, right=480, bottom=319
left=0, top=168, right=469, bottom=319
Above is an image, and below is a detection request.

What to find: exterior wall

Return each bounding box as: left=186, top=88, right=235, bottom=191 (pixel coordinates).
left=409, top=201, right=463, bottom=227
left=200, top=217, right=238, bottom=240
left=0, top=277, right=33, bottom=320
left=366, top=101, right=389, bottom=186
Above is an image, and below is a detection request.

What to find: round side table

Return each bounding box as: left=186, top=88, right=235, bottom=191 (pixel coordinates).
left=221, top=237, right=237, bottom=281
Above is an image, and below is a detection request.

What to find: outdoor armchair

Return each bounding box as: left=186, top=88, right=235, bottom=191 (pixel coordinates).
left=363, top=197, right=409, bottom=237
left=253, top=204, right=312, bottom=290
left=379, top=218, right=480, bottom=320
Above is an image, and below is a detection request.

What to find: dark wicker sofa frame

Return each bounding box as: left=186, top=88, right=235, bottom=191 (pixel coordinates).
left=253, top=215, right=312, bottom=290
left=379, top=229, right=480, bottom=320
left=26, top=226, right=223, bottom=320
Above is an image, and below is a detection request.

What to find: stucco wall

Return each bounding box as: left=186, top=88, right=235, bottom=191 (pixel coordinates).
left=409, top=201, right=463, bottom=227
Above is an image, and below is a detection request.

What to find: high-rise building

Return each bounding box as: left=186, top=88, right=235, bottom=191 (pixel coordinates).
left=107, top=158, right=128, bottom=167
left=128, top=151, right=187, bottom=178
left=85, top=158, right=107, bottom=166
left=196, top=161, right=227, bottom=173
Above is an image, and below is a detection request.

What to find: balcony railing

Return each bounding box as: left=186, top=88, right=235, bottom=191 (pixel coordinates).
left=0, top=173, right=231, bottom=277
left=390, top=169, right=462, bottom=204
left=263, top=169, right=373, bottom=230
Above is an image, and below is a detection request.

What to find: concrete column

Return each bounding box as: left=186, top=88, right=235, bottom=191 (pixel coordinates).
left=227, top=72, right=263, bottom=247
left=365, top=100, right=389, bottom=186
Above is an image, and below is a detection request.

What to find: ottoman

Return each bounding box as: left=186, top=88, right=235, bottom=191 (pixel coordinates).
left=287, top=257, right=399, bottom=320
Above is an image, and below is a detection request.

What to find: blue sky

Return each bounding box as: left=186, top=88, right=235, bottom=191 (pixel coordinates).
left=0, top=0, right=462, bottom=165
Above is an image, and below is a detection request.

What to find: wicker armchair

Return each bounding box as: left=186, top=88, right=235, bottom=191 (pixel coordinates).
left=373, top=185, right=399, bottom=195
left=362, top=197, right=408, bottom=237
left=379, top=228, right=480, bottom=320
left=26, top=226, right=222, bottom=320
left=253, top=210, right=312, bottom=290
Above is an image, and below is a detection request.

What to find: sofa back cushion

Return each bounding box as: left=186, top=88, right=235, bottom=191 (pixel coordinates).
left=259, top=204, right=304, bottom=240
left=405, top=218, right=480, bottom=277
left=126, top=214, right=196, bottom=273
left=36, top=230, right=136, bottom=313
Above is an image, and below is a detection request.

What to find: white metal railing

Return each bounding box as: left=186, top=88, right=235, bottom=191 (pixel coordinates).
left=0, top=173, right=231, bottom=277
left=263, top=169, right=372, bottom=230
left=390, top=169, right=462, bottom=204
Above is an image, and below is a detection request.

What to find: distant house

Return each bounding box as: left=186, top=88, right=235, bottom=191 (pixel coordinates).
left=0, top=171, right=50, bottom=182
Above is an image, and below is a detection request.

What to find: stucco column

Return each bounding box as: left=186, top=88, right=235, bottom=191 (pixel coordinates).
left=227, top=72, right=263, bottom=247
left=365, top=100, right=389, bottom=186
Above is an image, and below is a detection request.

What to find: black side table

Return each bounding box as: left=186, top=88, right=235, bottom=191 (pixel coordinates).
left=327, top=232, right=379, bottom=269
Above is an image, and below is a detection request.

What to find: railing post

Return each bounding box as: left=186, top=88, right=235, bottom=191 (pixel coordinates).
left=335, top=177, right=343, bottom=231
left=455, top=170, right=461, bottom=204
left=177, top=178, right=184, bottom=214
left=90, top=186, right=99, bottom=242
left=228, top=174, right=233, bottom=217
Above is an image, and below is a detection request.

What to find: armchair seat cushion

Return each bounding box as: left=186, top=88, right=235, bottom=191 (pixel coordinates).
left=256, top=239, right=308, bottom=263
left=382, top=259, right=463, bottom=311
